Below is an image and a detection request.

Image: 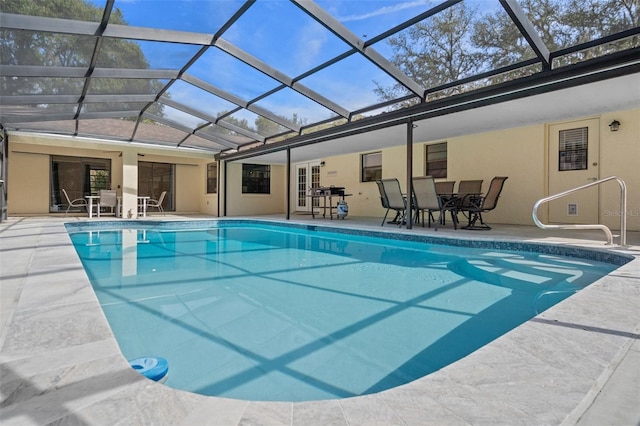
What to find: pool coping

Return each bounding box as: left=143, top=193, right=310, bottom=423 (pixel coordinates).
left=1, top=217, right=639, bottom=425
left=65, top=219, right=633, bottom=266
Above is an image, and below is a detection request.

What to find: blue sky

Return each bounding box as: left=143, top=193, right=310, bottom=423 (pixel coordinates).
left=87, top=0, right=500, bottom=129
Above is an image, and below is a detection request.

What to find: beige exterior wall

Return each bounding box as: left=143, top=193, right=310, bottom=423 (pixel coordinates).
left=311, top=125, right=544, bottom=225
left=598, top=108, right=640, bottom=230
left=5, top=107, right=638, bottom=231
left=316, top=151, right=379, bottom=217
left=8, top=150, right=50, bottom=214
left=289, top=108, right=639, bottom=231
left=444, top=124, right=545, bottom=226
left=7, top=133, right=218, bottom=216
left=224, top=162, right=286, bottom=216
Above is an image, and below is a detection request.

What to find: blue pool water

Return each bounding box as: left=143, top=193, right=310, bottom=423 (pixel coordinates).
left=67, top=221, right=624, bottom=402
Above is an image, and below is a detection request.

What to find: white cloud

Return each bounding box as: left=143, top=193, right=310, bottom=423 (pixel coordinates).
left=295, top=24, right=330, bottom=70
left=338, top=0, right=431, bottom=22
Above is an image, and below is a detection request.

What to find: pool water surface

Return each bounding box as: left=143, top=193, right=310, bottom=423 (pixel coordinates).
left=67, top=222, right=621, bottom=402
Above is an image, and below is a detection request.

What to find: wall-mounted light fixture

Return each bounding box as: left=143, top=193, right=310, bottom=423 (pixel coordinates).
left=320, top=161, right=326, bottom=167
left=608, top=120, right=621, bottom=132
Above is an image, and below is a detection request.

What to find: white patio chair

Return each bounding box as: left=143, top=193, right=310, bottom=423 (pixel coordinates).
left=147, top=191, right=166, bottom=214
left=97, top=190, right=117, bottom=217
left=62, top=188, right=88, bottom=215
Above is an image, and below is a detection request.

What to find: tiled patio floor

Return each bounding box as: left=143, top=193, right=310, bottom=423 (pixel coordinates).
left=1, top=215, right=638, bottom=425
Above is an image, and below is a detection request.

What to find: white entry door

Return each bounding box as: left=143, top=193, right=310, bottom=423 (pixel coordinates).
left=548, top=119, right=600, bottom=224
left=295, top=162, right=321, bottom=213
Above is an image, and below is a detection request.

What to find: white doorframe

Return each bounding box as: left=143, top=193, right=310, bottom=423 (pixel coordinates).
left=548, top=118, right=600, bottom=224
left=294, top=161, right=321, bottom=213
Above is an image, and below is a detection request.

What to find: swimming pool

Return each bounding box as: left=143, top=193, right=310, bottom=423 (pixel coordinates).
left=66, top=220, right=629, bottom=402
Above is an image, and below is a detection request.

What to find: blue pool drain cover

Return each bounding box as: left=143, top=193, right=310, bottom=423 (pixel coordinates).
left=128, top=357, right=169, bottom=383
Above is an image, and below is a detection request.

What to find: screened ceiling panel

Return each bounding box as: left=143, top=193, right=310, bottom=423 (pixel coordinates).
left=227, top=0, right=351, bottom=77
left=96, top=38, right=201, bottom=69
left=196, top=124, right=255, bottom=146
left=314, top=0, right=448, bottom=42
left=9, top=119, right=77, bottom=134
left=86, top=78, right=170, bottom=95
left=553, top=33, right=640, bottom=69
left=77, top=118, right=136, bottom=139
left=467, top=3, right=539, bottom=68
left=4, top=1, right=106, bottom=21
left=0, top=29, right=96, bottom=67
left=34, top=104, right=79, bottom=115
left=180, top=133, right=233, bottom=152
left=299, top=53, right=411, bottom=112
left=158, top=104, right=207, bottom=130
left=218, top=109, right=265, bottom=138
left=162, top=80, right=238, bottom=121
left=1, top=76, right=85, bottom=96
left=188, top=47, right=281, bottom=102
left=109, top=0, right=244, bottom=33
left=134, top=118, right=190, bottom=145
left=80, top=101, right=152, bottom=114
left=519, top=0, right=639, bottom=52
left=1, top=0, right=638, bottom=156
left=252, top=86, right=337, bottom=128
left=1, top=104, right=78, bottom=122
left=374, top=1, right=539, bottom=94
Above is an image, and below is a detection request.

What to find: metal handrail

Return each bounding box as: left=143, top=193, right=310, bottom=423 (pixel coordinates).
left=532, top=176, right=627, bottom=246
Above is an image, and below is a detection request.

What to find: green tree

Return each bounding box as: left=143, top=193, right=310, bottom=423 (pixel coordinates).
left=255, top=113, right=307, bottom=136
left=375, top=0, right=638, bottom=106
left=0, top=0, right=164, bottom=116
left=207, top=111, right=253, bottom=137
left=375, top=2, right=482, bottom=106
left=471, top=0, right=559, bottom=71
left=255, top=115, right=285, bottom=136
left=557, top=0, right=640, bottom=65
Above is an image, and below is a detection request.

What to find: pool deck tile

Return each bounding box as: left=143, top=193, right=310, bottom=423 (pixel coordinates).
left=1, top=215, right=639, bottom=425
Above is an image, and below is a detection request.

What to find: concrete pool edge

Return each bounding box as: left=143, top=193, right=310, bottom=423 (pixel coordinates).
left=64, top=218, right=634, bottom=266
left=1, top=217, right=639, bottom=425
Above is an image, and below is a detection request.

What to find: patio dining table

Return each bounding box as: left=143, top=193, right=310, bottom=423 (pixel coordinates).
left=442, top=192, right=483, bottom=227
left=86, top=195, right=150, bottom=218
left=85, top=195, right=100, bottom=218
left=419, top=192, right=483, bottom=229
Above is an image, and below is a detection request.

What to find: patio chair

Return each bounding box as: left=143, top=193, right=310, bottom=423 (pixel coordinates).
left=458, top=176, right=508, bottom=230
left=435, top=181, right=455, bottom=196
left=412, top=176, right=458, bottom=230
left=454, top=179, right=484, bottom=216
left=376, top=179, right=407, bottom=226
left=456, top=180, right=483, bottom=200
left=147, top=191, right=167, bottom=214
left=62, top=188, right=88, bottom=214
left=97, top=189, right=117, bottom=217
left=432, top=180, right=456, bottom=225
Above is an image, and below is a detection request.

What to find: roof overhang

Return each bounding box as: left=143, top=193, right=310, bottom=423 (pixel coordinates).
left=220, top=57, right=640, bottom=164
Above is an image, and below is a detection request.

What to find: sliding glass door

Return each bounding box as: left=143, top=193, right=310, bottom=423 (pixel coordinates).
left=138, top=161, right=174, bottom=212
left=50, top=155, right=111, bottom=213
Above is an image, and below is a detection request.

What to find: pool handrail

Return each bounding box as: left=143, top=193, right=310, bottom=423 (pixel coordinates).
left=532, top=176, right=627, bottom=246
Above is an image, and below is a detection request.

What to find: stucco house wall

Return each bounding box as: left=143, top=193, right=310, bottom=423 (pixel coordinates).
left=598, top=109, right=640, bottom=230
left=4, top=108, right=638, bottom=232
left=7, top=133, right=217, bottom=216
left=288, top=108, right=639, bottom=231
left=224, top=162, right=286, bottom=216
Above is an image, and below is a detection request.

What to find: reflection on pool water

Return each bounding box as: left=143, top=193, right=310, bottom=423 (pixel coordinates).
left=67, top=221, right=623, bottom=402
